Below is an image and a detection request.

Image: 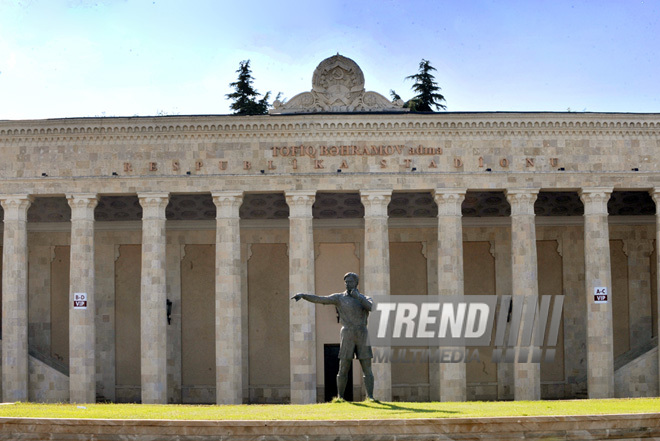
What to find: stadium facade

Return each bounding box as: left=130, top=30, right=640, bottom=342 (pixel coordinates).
left=0, top=55, right=658, bottom=404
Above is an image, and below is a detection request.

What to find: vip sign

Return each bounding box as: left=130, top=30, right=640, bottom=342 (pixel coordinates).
left=594, top=287, right=608, bottom=303
left=73, top=292, right=88, bottom=309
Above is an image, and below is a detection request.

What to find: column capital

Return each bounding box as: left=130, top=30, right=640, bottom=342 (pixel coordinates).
left=579, top=187, right=613, bottom=216
left=0, top=195, right=33, bottom=221
left=212, top=191, right=243, bottom=219
left=433, top=189, right=466, bottom=216
left=506, top=189, right=539, bottom=216
left=360, top=189, right=391, bottom=218
left=138, top=192, right=169, bottom=219
left=621, top=239, right=655, bottom=258
left=285, top=190, right=316, bottom=219
left=67, top=194, right=99, bottom=221
left=650, top=188, right=660, bottom=212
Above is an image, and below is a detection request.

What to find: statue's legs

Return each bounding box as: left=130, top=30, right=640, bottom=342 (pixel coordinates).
left=337, top=358, right=352, bottom=399
left=359, top=358, right=375, bottom=400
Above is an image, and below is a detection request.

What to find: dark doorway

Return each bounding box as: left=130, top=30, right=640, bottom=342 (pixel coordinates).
left=324, top=344, right=354, bottom=401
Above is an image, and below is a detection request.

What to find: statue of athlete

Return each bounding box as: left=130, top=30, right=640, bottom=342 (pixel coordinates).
left=292, top=272, right=375, bottom=401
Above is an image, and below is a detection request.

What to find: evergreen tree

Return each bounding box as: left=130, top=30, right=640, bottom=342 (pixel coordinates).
left=226, top=60, right=271, bottom=115
left=389, top=89, right=402, bottom=102
left=405, top=59, right=446, bottom=111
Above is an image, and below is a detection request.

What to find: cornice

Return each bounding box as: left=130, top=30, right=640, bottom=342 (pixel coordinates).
left=1, top=112, right=660, bottom=143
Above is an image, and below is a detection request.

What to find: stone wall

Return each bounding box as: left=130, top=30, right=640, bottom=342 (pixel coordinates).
left=1, top=114, right=660, bottom=197
left=0, top=341, right=69, bottom=403
left=614, top=345, right=659, bottom=398
left=2, top=414, right=659, bottom=440
left=28, top=354, right=69, bottom=403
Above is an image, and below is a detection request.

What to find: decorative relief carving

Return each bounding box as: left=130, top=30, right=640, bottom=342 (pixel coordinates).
left=285, top=191, right=316, bottom=218
left=360, top=190, right=392, bottom=218
left=506, top=189, right=539, bottom=216
left=0, top=195, right=33, bottom=221
left=579, top=188, right=613, bottom=216
left=138, top=192, right=170, bottom=219
left=389, top=192, right=435, bottom=218
left=622, top=239, right=654, bottom=258
left=67, top=194, right=99, bottom=221
left=271, top=55, right=406, bottom=114
left=433, top=189, right=466, bottom=217
left=3, top=116, right=660, bottom=143
left=650, top=189, right=660, bottom=213
left=313, top=192, right=364, bottom=219
left=211, top=191, right=243, bottom=219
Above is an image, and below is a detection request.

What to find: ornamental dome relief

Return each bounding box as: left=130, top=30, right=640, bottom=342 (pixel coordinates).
left=270, top=54, right=407, bottom=114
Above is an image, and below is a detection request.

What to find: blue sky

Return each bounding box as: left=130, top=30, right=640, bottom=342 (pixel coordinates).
left=1, top=0, right=658, bottom=119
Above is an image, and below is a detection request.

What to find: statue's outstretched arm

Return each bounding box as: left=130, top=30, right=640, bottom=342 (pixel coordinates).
left=292, top=293, right=339, bottom=305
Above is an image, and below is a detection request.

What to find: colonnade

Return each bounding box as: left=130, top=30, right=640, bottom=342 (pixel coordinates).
left=1, top=187, right=657, bottom=403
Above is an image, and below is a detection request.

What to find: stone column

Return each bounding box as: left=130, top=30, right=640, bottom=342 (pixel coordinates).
left=650, top=188, right=660, bottom=390
left=579, top=187, right=614, bottom=399
left=495, top=227, right=514, bottom=400
left=561, top=226, right=588, bottom=397
left=433, top=189, right=467, bottom=402
left=212, top=191, right=243, bottom=404
left=0, top=195, right=32, bottom=402
left=95, top=235, right=116, bottom=402
left=361, top=189, right=392, bottom=402
left=67, top=194, right=98, bottom=403
left=138, top=192, right=169, bottom=404
left=506, top=189, right=541, bottom=401
left=623, top=239, right=654, bottom=349
left=286, top=190, right=317, bottom=404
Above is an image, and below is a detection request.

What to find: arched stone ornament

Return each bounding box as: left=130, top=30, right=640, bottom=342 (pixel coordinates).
left=270, top=54, right=407, bottom=114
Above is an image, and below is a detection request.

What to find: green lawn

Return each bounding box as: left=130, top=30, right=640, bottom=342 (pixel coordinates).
left=0, top=398, right=658, bottom=420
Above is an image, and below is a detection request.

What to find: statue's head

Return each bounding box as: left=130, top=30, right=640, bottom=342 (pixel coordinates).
left=343, top=272, right=359, bottom=285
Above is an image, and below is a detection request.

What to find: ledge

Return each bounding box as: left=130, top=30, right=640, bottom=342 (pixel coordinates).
left=1, top=413, right=659, bottom=440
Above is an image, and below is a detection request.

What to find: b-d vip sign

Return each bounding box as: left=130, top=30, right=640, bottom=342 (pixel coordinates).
left=73, top=292, right=88, bottom=309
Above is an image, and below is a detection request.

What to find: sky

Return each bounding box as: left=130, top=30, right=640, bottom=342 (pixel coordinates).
left=0, top=0, right=659, bottom=120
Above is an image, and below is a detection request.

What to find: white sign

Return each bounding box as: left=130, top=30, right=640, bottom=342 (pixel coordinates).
left=73, top=292, right=88, bottom=309
left=594, top=287, right=608, bottom=303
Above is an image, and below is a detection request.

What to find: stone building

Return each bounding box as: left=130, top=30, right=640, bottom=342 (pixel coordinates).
left=0, top=55, right=658, bottom=404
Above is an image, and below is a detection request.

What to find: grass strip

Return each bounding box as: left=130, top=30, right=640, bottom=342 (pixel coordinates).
left=0, top=398, right=658, bottom=421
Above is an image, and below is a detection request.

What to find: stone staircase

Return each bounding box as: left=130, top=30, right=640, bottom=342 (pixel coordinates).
left=552, top=337, right=657, bottom=399
left=0, top=339, right=70, bottom=402
left=613, top=336, right=658, bottom=397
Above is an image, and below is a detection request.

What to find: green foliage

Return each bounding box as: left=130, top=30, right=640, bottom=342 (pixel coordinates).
left=389, top=90, right=402, bottom=102
left=405, top=59, right=446, bottom=112
left=226, top=60, right=271, bottom=115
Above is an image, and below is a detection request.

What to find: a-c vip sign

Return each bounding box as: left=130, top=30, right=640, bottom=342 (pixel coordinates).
left=73, top=292, right=88, bottom=309
left=594, top=287, right=608, bottom=303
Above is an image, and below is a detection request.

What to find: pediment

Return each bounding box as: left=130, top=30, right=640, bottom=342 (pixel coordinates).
left=270, top=54, right=407, bottom=114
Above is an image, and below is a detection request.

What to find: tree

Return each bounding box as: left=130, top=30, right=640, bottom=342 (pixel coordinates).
left=405, top=59, right=446, bottom=111
left=389, top=89, right=402, bottom=102
left=226, top=60, right=271, bottom=115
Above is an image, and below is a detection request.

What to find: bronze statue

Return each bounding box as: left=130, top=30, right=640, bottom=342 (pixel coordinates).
left=292, top=272, right=375, bottom=401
